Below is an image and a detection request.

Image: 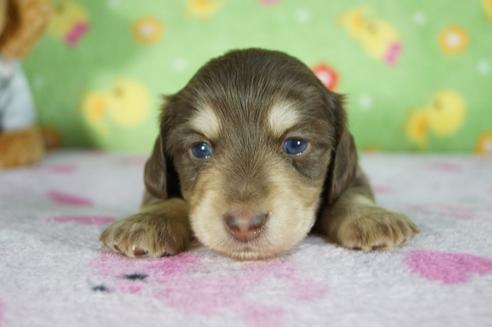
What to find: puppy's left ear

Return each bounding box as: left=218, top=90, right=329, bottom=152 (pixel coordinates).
left=324, top=93, right=358, bottom=204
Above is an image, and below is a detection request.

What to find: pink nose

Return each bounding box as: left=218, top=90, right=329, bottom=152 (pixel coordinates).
left=223, top=211, right=269, bottom=242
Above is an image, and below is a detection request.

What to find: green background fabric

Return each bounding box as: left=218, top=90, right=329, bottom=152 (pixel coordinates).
left=23, top=0, right=492, bottom=154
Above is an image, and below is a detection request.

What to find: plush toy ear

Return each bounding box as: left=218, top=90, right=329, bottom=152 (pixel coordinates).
left=0, top=0, right=20, bottom=50
left=324, top=92, right=358, bottom=204
left=143, top=103, right=181, bottom=202
left=0, top=0, right=51, bottom=58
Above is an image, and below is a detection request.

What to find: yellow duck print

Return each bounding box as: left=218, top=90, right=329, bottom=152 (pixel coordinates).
left=49, top=0, right=89, bottom=46
left=406, top=90, right=466, bottom=148
left=186, top=0, right=223, bottom=19
left=483, top=0, right=492, bottom=19
left=340, top=7, right=402, bottom=66
left=82, top=78, right=150, bottom=136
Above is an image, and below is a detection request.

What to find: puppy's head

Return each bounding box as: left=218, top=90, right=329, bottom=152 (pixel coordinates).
left=146, top=49, right=357, bottom=259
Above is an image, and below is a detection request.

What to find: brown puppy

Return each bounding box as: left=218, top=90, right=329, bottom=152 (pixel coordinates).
left=100, top=48, right=419, bottom=260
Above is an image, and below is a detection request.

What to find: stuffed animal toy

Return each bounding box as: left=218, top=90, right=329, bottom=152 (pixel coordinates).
left=0, top=0, right=51, bottom=168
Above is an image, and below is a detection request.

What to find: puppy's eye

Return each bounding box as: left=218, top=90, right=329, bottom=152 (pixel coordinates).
left=282, top=138, right=308, bottom=156
left=191, top=142, right=213, bottom=159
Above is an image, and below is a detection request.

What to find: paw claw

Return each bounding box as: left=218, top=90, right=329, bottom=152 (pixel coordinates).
left=371, top=244, right=387, bottom=250
left=132, top=246, right=148, bottom=257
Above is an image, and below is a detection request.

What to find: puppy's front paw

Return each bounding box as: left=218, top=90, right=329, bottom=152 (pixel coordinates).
left=334, top=207, right=419, bottom=251
left=100, top=200, right=191, bottom=258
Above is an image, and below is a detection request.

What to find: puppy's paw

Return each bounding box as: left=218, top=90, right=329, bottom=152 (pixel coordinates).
left=334, top=207, right=419, bottom=251
left=100, top=199, right=191, bottom=258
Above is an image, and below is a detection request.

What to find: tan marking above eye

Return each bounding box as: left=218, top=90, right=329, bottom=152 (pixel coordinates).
left=188, top=104, right=221, bottom=140
left=267, top=101, right=301, bottom=138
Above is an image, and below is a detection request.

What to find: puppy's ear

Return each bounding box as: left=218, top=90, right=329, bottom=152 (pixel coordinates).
left=143, top=105, right=181, bottom=201
left=325, top=93, right=358, bottom=204
left=144, top=135, right=167, bottom=199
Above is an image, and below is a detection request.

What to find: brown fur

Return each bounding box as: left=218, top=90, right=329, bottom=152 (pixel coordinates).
left=100, top=48, right=419, bottom=259
left=0, top=0, right=52, bottom=59
left=100, top=197, right=192, bottom=258
left=0, top=125, right=45, bottom=168
left=314, top=168, right=419, bottom=250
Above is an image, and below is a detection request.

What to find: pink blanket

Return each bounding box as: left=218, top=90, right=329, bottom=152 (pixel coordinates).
left=0, top=151, right=491, bottom=325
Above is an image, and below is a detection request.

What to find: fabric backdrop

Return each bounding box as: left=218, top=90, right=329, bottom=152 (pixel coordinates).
left=23, top=0, right=492, bottom=153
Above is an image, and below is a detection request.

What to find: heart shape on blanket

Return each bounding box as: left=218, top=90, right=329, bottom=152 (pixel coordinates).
left=47, top=190, right=93, bottom=206
left=48, top=215, right=114, bottom=225
left=406, top=250, right=492, bottom=284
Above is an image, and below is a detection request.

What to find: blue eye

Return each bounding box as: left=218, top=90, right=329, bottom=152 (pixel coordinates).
left=191, top=142, right=213, bottom=159
left=282, top=138, right=308, bottom=156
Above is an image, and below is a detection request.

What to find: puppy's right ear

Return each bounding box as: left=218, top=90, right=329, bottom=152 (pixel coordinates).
left=143, top=104, right=181, bottom=201
left=144, top=135, right=168, bottom=200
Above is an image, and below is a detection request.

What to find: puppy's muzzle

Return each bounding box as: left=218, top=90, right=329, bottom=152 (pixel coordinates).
left=223, top=211, right=269, bottom=242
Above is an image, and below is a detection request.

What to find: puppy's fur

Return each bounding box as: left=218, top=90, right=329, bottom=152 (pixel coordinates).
left=100, top=49, right=419, bottom=260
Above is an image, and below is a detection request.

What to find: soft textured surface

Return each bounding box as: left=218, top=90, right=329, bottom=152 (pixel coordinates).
left=23, top=0, right=492, bottom=152
left=0, top=151, right=492, bottom=326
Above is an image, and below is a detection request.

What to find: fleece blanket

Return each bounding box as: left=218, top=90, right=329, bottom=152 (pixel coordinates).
left=0, top=151, right=491, bottom=326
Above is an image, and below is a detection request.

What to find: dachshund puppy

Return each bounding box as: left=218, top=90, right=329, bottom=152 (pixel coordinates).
left=100, top=48, right=419, bottom=260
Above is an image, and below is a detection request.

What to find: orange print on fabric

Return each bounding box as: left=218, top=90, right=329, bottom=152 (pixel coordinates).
left=133, top=16, right=164, bottom=44
left=439, top=25, right=469, bottom=54
left=476, top=132, right=492, bottom=155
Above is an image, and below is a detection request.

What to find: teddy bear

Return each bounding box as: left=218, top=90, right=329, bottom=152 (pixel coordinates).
left=0, top=0, right=52, bottom=168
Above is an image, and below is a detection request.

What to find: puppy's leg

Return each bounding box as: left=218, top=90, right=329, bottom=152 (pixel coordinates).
left=100, top=194, right=192, bottom=258
left=316, top=170, right=419, bottom=251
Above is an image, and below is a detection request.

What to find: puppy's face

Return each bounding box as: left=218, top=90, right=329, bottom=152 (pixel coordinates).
left=160, top=49, right=344, bottom=260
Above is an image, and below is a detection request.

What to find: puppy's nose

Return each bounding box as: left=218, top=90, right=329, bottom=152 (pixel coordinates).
left=223, top=212, right=269, bottom=242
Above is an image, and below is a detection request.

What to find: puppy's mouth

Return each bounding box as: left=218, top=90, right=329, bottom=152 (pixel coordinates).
left=215, top=242, right=279, bottom=261
left=218, top=231, right=273, bottom=259
left=213, top=218, right=305, bottom=260
left=198, top=219, right=282, bottom=260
